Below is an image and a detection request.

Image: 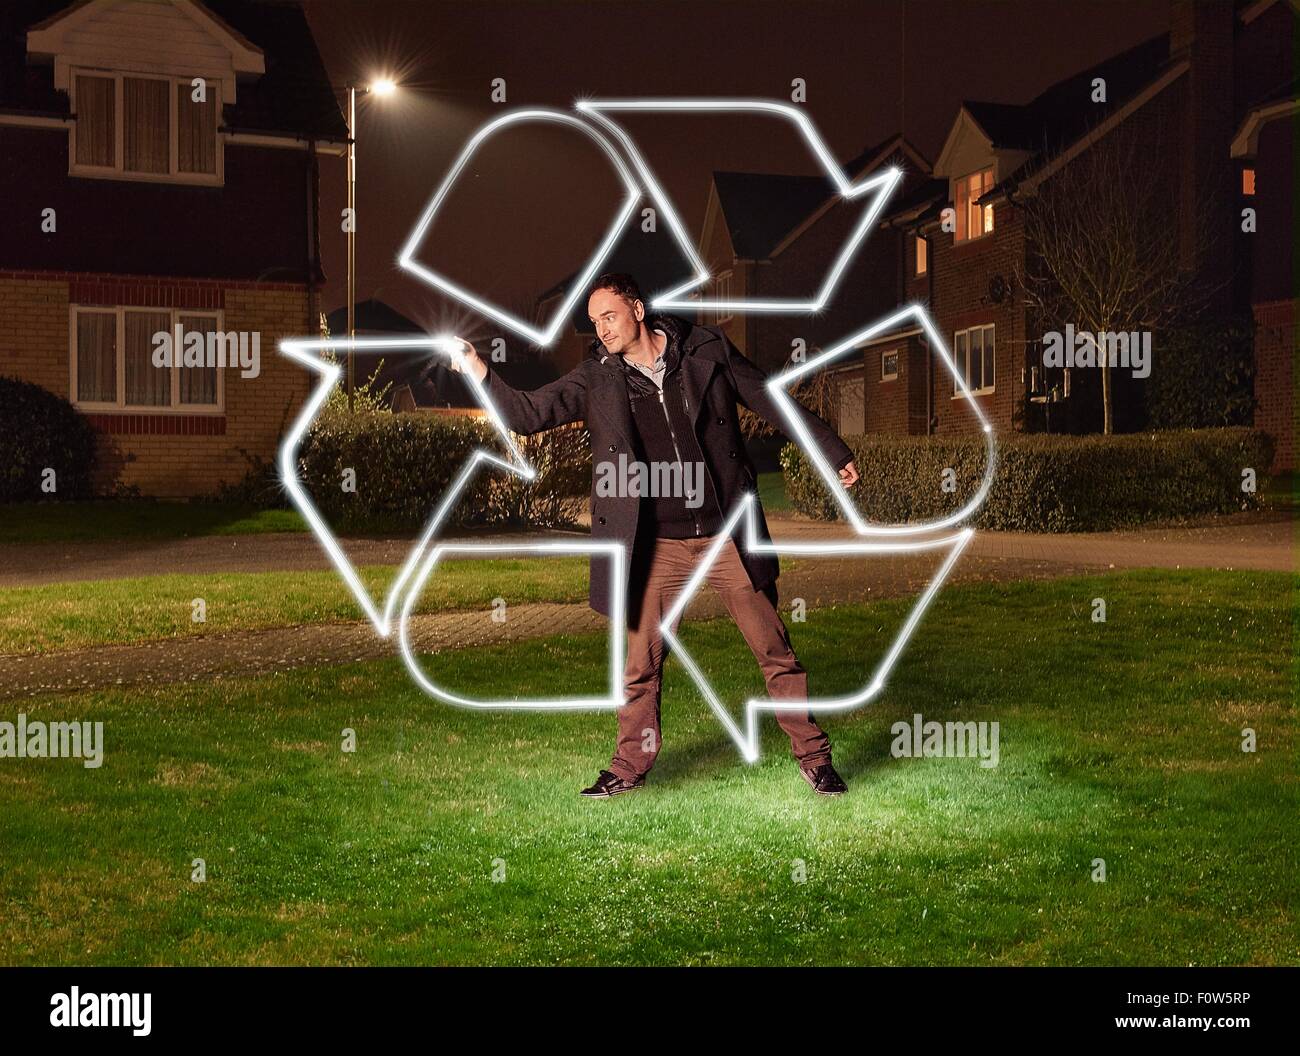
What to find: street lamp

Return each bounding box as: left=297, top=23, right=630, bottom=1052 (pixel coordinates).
left=345, top=77, right=399, bottom=410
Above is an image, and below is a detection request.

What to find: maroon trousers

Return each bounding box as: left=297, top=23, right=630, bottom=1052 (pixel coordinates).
left=608, top=534, right=832, bottom=781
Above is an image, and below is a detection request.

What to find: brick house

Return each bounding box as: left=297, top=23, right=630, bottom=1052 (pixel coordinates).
left=0, top=0, right=347, bottom=497
left=688, top=0, right=1296, bottom=468
left=880, top=0, right=1296, bottom=460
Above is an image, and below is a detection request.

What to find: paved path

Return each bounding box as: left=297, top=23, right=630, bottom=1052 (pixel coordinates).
left=0, top=511, right=1291, bottom=588
left=0, top=552, right=1088, bottom=700
left=0, top=511, right=1291, bottom=700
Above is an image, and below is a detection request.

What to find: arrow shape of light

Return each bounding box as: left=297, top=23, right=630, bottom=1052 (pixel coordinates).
left=576, top=98, right=903, bottom=312
left=397, top=108, right=642, bottom=347
left=278, top=334, right=631, bottom=712
left=658, top=300, right=996, bottom=761
left=661, top=493, right=974, bottom=762
left=766, top=304, right=997, bottom=536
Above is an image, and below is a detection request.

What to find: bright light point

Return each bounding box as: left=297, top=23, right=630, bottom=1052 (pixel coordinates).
left=370, top=78, right=397, bottom=96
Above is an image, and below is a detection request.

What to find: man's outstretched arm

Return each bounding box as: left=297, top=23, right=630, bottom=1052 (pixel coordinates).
left=445, top=338, right=587, bottom=435
left=718, top=329, right=858, bottom=481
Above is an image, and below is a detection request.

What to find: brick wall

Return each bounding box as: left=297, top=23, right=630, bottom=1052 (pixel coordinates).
left=1253, top=298, right=1296, bottom=473
left=0, top=269, right=313, bottom=497
left=909, top=201, right=1027, bottom=437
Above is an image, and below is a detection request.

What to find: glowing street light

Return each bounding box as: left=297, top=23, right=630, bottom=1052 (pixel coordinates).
left=345, top=76, right=400, bottom=410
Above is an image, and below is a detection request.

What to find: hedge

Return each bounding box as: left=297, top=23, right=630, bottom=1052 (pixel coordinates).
left=781, top=428, right=1275, bottom=532
left=0, top=376, right=98, bottom=501
left=296, top=407, right=588, bottom=533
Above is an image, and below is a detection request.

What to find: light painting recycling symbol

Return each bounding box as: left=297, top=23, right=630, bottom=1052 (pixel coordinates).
left=277, top=99, right=997, bottom=762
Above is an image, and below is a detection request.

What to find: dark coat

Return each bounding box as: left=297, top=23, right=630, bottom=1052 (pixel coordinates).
left=482, top=313, right=854, bottom=619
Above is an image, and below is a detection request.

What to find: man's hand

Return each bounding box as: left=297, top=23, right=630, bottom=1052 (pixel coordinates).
left=442, top=336, right=487, bottom=383
left=839, top=460, right=860, bottom=488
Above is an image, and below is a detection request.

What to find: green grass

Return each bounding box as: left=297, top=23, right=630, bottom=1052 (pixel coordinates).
left=757, top=470, right=791, bottom=513
left=0, top=559, right=592, bottom=655
left=0, top=569, right=1293, bottom=966
left=0, top=502, right=307, bottom=544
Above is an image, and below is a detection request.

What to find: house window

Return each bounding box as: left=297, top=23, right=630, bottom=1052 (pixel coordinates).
left=915, top=234, right=928, bottom=275
left=70, top=69, right=221, bottom=184
left=952, top=324, right=995, bottom=395
left=881, top=349, right=900, bottom=381
left=1241, top=168, right=1256, bottom=196
left=71, top=306, right=223, bottom=412
left=954, top=167, right=994, bottom=242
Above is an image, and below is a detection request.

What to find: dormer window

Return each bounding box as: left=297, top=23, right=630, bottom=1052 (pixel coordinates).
left=954, top=167, right=994, bottom=242
left=71, top=69, right=221, bottom=184
left=26, top=0, right=266, bottom=188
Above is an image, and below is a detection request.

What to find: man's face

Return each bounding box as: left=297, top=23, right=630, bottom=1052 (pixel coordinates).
left=588, top=288, right=643, bottom=356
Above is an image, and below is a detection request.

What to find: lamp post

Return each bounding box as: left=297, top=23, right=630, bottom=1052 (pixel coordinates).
left=345, top=78, right=397, bottom=411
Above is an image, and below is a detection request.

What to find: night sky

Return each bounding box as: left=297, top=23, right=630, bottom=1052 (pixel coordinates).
left=303, top=0, right=1170, bottom=343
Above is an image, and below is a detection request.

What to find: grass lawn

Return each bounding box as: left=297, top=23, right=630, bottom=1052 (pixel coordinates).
left=0, top=558, right=593, bottom=654
left=0, top=569, right=1293, bottom=966
left=0, top=501, right=307, bottom=544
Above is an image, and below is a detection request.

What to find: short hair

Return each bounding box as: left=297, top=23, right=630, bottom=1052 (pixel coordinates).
left=587, top=272, right=643, bottom=307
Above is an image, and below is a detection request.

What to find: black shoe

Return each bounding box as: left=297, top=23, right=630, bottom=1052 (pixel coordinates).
left=580, top=769, right=646, bottom=797
left=801, top=762, right=847, bottom=796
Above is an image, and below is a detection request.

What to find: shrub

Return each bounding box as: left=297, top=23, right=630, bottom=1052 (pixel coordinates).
left=782, top=428, right=1274, bottom=532
left=0, top=376, right=98, bottom=501
left=296, top=407, right=587, bottom=533
left=1146, top=316, right=1256, bottom=429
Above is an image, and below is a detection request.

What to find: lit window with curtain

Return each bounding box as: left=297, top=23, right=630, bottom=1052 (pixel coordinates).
left=69, top=68, right=220, bottom=182
left=124, top=310, right=171, bottom=406
left=178, top=314, right=219, bottom=405
left=75, top=74, right=115, bottom=167
left=954, top=168, right=994, bottom=242
left=72, top=307, right=224, bottom=411
left=76, top=311, right=117, bottom=403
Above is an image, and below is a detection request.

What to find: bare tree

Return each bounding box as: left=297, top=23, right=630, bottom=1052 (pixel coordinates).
left=1013, top=110, right=1226, bottom=434
left=737, top=357, right=839, bottom=441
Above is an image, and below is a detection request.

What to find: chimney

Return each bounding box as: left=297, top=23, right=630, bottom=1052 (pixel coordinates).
left=1169, top=0, right=1235, bottom=308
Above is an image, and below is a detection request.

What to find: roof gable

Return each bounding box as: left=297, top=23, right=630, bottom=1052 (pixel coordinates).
left=28, top=0, right=264, bottom=103
left=935, top=32, right=1172, bottom=177
left=710, top=170, right=836, bottom=260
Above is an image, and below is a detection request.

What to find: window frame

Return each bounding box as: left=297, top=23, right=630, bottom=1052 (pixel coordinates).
left=68, top=66, right=223, bottom=186
left=881, top=348, right=900, bottom=382
left=69, top=304, right=226, bottom=414
left=954, top=167, right=995, bottom=243
left=951, top=323, right=996, bottom=397
left=714, top=269, right=734, bottom=325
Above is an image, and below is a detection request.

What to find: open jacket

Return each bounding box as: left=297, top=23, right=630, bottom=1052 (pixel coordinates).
left=482, top=313, right=854, bottom=619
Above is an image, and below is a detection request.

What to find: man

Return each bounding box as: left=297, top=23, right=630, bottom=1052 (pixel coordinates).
left=446, top=273, right=860, bottom=797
